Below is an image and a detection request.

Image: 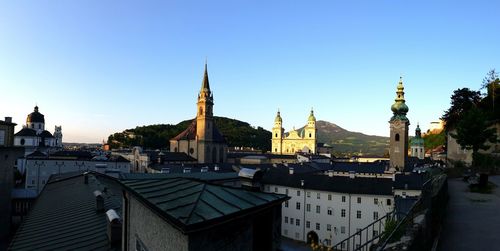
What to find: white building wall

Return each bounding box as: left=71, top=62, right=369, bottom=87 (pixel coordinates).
left=25, top=159, right=131, bottom=194
left=265, top=184, right=394, bottom=248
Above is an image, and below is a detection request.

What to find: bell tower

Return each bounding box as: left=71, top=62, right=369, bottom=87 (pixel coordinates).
left=271, top=110, right=284, bottom=154
left=196, top=63, right=214, bottom=141
left=305, top=108, right=317, bottom=153
left=389, top=77, right=410, bottom=171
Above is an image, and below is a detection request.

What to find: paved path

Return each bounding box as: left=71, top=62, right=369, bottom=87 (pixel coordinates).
left=438, top=176, right=500, bottom=251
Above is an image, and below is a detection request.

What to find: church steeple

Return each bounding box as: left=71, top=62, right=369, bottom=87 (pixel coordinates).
left=390, top=77, right=409, bottom=122
left=201, top=63, right=211, bottom=93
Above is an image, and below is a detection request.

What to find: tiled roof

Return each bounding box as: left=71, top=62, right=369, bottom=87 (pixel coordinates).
left=119, top=172, right=239, bottom=181
left=261, top=170, right=394, bottom=195
left=121, top=177, right=288, bottom=233
left=171, top=119, right=226, bottom=143
left=9, top=172, right=122, bottom=251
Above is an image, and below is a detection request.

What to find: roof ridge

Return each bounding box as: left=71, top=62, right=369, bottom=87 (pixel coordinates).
left=184, top=182, right=207, bottom=224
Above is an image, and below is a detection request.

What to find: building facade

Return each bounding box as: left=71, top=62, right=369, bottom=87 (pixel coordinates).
left=262, top=172, right=394, bottom=248
left=170, top=64, right=227, bottom=164
left=271, top=110, right=317, bottom=155
left=389, top=78, right=410, bottom=171
left=410, top=124, right=425, bottom=159
left=14, top=106, right=63, bottom=154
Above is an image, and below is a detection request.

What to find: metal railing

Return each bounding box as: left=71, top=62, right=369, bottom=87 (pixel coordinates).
left=331, top=211, right=395, bottom=251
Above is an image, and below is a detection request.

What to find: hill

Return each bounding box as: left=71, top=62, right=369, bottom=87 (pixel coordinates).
left=309, top=120, right=390, bottom=157
left=107, top=117, right=271, bottom=151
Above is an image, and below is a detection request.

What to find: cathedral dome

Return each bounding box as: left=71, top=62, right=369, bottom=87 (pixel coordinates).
left=308, top=109, right=316, bottom=122
left=26, top=106, right=45, bottom=123
left=391, top=101, right=409, bottom=114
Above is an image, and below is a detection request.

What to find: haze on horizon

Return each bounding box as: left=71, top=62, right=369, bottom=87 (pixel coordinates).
left=1, top=1, right=498, bottom=143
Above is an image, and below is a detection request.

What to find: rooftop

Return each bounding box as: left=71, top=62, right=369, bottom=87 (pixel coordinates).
left=9, top=172, right=123, bottom=251
left=121, top=177, right=288, bottom=233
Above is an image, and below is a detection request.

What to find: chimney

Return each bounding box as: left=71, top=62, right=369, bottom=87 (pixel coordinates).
left=106, top=209, right=122, bottom=246
left=4, top=117, right=12, bottom=123
left=94, top=190, right=104, bottom=212
left=289, top=167, right=294, bottom=175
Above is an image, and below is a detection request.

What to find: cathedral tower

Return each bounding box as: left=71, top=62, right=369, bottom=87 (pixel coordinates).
left=389, top=77, right=410, bottom=171
left=196, top=63, right=214, bottom=141
left=272, top=110, right=284, bottom=154
left=410, top=123, right=425, bottom=159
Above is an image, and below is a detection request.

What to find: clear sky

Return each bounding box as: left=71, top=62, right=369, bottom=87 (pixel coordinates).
left=1, top=1, right=498, bottom=143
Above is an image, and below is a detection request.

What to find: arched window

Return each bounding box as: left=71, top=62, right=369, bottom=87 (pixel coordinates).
left=275, top=148, right=277, bottom=152
left=275, top=133, right=278, bottom=138
left=309, top=133, right=312, bottom=138
left=395, top=133, right=400, bottom=142
left=174, top=147, right=178, bottom=152
left=20, top=139, right=25, bottom=145
left=199, top=107, right=203, bottom=116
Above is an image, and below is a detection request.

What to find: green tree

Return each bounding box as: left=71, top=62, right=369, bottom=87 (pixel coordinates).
left=442, top=88, right=481, bottom=131
left=451, top=107, right=497, bottom=170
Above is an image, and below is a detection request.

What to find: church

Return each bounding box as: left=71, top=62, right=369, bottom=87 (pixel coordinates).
left=169, top=64, right=227, bottom=163
left=271, top=109, right=317, bottom=155
left=14, top=106, right=63, bottom=154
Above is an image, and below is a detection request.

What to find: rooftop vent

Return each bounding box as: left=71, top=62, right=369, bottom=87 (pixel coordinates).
left=349, top=171, right=355, bottom=179
left=328, top=170, right=334, bottom=177
left=106, top=209, right=122, bottom=246
left=201, top=167, right=208, bottom=173
left=161, top=168, right=170, bottom=174
left=183, top=167, right=191, bottom=174
left=214, top=165, right=219, bottom=171
left=94, top=190, right=104, bottom=212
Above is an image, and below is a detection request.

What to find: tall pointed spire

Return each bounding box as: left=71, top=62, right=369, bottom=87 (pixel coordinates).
left=201, top=62, right=210, bottom=92
left=390, top=77, right=409, bottom=121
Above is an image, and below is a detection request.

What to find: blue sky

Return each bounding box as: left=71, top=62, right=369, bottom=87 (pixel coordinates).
left=0, top=1, right=498, bottom=143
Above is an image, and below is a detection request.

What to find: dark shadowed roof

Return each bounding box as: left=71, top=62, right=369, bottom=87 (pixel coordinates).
left=155, top=152, right=197, bottom=162
left=39, top=130, right=54, bottom=138
left=394, top=173, right=426, bottom=190
left=26, top=106, right=45, bottom=123
left=119, top=172, right=238, bottom=182
left=170, top=119, right=226, bottom=143
left=14, top=128, right=37, bottom=137
left=26, top=150, right=47, bottom=158
left=330, top=162, right=387, bottom=174
left=121, top=177, right=287, bottom=233
left=9, top=172, right=122, bottom=251
left=261, top=169, right=394, bottom=195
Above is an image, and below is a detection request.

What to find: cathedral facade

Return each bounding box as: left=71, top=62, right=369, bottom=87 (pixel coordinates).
left=14, top=106, right=63, bottom=153
left=271, top=110, right=317, bottom=155
left=169, top=64, right=227, bottom=163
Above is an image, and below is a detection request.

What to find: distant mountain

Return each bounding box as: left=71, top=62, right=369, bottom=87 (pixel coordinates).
left=108, top=118, right=389, bottom=156
left=305, top=120, right=390, bottom=157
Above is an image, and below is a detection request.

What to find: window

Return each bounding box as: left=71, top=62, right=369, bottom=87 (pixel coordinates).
left=316, top=205, right=321, bottom=214
left=341, top=243, right=345, bottom=249
left=0, top=130, right=4, bottom=145
left=327, top=208, right=333, bottom=215
left=286, top=189, right=289, bottom=195
left=284, top=229, right=288, bottom=235
left=274, top=187, right=278, bottom=193
left=297, top=190, right=300, bottom=196
left=342, top=196, right=346, bottom=202
left=357, top=197, right=361, bottom=204
left=306, top=221, right=310, bottom=228
left=20, top=138, right=25, bottom=146
left=285, top=217, right=288, bottom=223
left=296, top=219, right=300, bottom=226
left=357, top=210, right=362, bottom=219
left=275, top=133, right=278, bottom=138
left=395, top=133, right=400, bottom=141
left=38, top=124, right=41, bottom=129
left=275, top=148, right=277, bottom=152
left=341, top=226, right=346, bottom=234
left=306, top=204, right=311, bottom=212
left=316, top=223, right=320, bottom=230
left=290, top=218, right=294, bottom=225
left=356, top=228, right=361, bottom=236
left=327, top=224, right=332, bottom=231
left=31, top=180, right=35, bottom=185
left=387, top=199, right=392, bottom=206
left=374, top=212, right=379, bottom=220
left=402, top=191, right=407, bottom=196
left=374, top=198, right=378, bottom=205
left=341, top=209, right=346, bottom=217
left=285, top=201, right=289, bottom=208
left=317, top=193, right=320, bottom=199
left=373, top=230, right=379, bottom=237
left=356, top=244, right=360, bottom=249
left=325, top=239, right=331, bottom=246
left=307, top=192, right=310, bottom=197
left=295, top=232, right=300, bottom=239
left=309, top=133, right=312, bottom=138
left=328, top=194, right=332, bottom=200
left=296, top=202, right=301, bottom=210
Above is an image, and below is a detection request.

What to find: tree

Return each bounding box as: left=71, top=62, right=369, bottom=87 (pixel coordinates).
left=451, top=107, right=497, bottom=170
left=441, top=88, right=481, bottom=131
left=480, top=69, right=500, bottom=119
